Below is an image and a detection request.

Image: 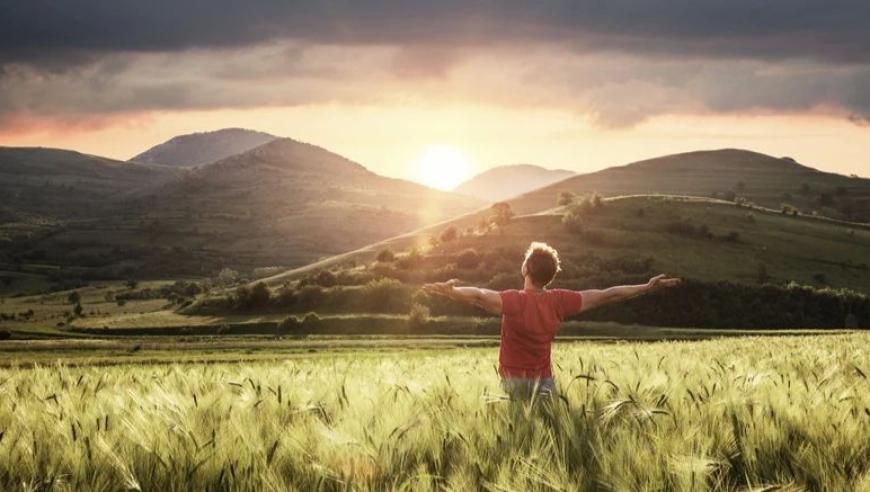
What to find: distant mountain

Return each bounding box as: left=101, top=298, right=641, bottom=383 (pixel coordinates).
left=0, top=146, right=177, bottom=222
left=130, top=138, right=484, bottom=270
left=130, top=128, right=277, bottom=167
left=455, top=164, right=574, bottom=202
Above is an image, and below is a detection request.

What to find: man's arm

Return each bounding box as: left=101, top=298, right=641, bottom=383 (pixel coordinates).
left=422, top=279, right=503, bottom=315
left=579, top=274, right=681, bottom=313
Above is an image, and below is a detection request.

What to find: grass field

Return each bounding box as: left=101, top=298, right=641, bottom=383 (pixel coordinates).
left=1, top=333, right=868, bottom=490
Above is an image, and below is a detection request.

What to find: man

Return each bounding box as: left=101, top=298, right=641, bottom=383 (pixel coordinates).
left=423, top=241, right=681, bottom=400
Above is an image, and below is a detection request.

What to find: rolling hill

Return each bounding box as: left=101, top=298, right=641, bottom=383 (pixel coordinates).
left=0, top=138, right=483, bottom=291
left=0, top=146, right=177, bottom=223
left=454, top=164, right=574, bottom=202
left=130, top=128, right=277, bottom=167
left=508, top=149, right=870, bottom=222
left=256, top=149, right=870, bottom=287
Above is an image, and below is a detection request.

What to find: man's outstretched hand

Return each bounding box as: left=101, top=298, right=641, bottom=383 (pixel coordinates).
left=646, top=274, right=682, bottom=292
left=422, top=279, right=459, bottom=298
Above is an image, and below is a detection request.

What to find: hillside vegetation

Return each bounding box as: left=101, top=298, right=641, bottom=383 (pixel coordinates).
left=227, top=195, right=869, bottom=328
left=510, top=149, right=870, bottom=222
left=0, top=139, right=482, bottom=294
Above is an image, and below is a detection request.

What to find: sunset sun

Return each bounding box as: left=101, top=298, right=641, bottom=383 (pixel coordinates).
left=417, top=144, right=471, bottom=191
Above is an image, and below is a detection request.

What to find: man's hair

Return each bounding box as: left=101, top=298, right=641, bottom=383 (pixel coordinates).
left=522, top=242, right=561, bottom=287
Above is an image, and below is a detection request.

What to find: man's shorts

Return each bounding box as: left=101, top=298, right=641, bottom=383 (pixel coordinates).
left=500, top=377, right=555, bottom=400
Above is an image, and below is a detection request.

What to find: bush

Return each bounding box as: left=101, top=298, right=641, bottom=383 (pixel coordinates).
left=0, top=330, right=10, bottom=340
left=396, top=249, right=422, bottom=270
left=440, top=226, right=458, bottom=243
left=408, top=303, right=430, bottom=329
left=455, top=248, right=481, bottom=269
left=376, top=249, right=395, bottom=262
left=490, top=202, right=514, bottom=226
left=302, top=312, right=320, bottom=326
left=562, top=205, right=585, bottom=234
left=360, top=278, right=411, bottom=313
left=234, top=283, right=272, bottom=310
left=557, top=191, right=575, bottom=206
left=312, top=270, right=337, bottom=287
left=278, top=316, right=301, bottom=332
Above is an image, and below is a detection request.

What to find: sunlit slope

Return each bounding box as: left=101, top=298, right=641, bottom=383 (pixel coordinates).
left=509, top=149, right=870, bottom=222
left=262, top=196, right=870, bottom=295
left=130, top=128, right=277, bottom=167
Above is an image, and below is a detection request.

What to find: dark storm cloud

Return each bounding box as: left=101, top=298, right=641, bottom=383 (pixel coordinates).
left=2, top=1, right=869, bottom=64
left=1, top=1, right=870, bottom=127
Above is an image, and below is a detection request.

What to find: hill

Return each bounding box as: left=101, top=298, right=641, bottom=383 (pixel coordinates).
left=454, top=164, right=574, bottom=202
left=130, top=128, right=277, bottom=167
left=0, top=146, right=177, bottom=223
left=0, top=139, right=483, bottom=292
left=508, top=149, right=870, bottom=222
left=258, top=195, right=870, bottom=293
left=210, top=195, right=869, bottom=328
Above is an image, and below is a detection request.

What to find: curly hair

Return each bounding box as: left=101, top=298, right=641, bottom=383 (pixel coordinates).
left=522, top=242, right=561, bottom=287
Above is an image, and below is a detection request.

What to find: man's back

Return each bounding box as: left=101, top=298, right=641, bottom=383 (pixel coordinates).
left=498, top=289, right=583, bottom=379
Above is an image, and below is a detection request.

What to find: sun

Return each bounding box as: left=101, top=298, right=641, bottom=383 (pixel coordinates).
left=417, top=145, right=472, bottom=191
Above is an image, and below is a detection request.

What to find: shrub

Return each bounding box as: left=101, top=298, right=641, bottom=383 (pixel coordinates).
left=455, top=248, right=481, bottom=269
left=360, top=278, right=411, bottom=313
left=0, top=330, right=10, bottom=340
left=73, top=303, right=83, bottom=317
left=234, top=283, right=272, bottom=310
left=67, top=291, right=80, bottom=305
left=312, top=270, right=337, bottom=288
left=376, top=249, right=395, bottom=262
left=278, top=316, right=301, bottom=332
left=302, top=312, right=320, bottom=326
left=396, top=249, right=422, bottom=270
left=490, top=202, right=514, bottom=226
left=562, top=205, right=585, bottom=234
left=439, top=226, right=458, bottom=243
left=408, top=303, right=430, bottom=329
left=557, top=191, right=575, bottom=206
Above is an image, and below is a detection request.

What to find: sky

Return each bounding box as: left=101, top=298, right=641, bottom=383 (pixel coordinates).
left=1, top=1, right=869, bottom=185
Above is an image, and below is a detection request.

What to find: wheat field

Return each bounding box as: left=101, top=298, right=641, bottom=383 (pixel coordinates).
left=1, top=334, right=869, bottom=491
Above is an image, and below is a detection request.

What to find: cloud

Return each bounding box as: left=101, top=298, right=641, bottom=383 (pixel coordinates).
left=1, top=1, right=869, bottom=129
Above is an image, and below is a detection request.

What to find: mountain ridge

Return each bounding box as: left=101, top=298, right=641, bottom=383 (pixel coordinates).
left=130, top=128, right=278, bottom=168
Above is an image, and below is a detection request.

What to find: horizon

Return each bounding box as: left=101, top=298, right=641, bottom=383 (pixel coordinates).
left=1, top=2, right=869, bottom=186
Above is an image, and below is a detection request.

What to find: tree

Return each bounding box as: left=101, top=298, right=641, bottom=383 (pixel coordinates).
left=557, top=191, right=576, bottom=207
left=408, top=303, right=430, bottom=329
left=562, top=205, right=585, bottom=234
left=439, top=226, right=458, bottom=243
left=376, top=249, right=395, bottom=262
left=67, top=291, right=80, bottom=305
left=490, top=202, right=514, bottom=226
left=73, top=303, right=83, bottom=317
left=249, top=282, right=272, bottom=309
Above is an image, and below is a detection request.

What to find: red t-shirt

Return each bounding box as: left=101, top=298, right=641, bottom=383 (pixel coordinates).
left=498, top=289, right=584, bottom=379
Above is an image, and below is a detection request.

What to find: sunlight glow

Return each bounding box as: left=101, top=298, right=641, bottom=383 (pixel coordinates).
left=417, top=145, right=472, bottom=191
